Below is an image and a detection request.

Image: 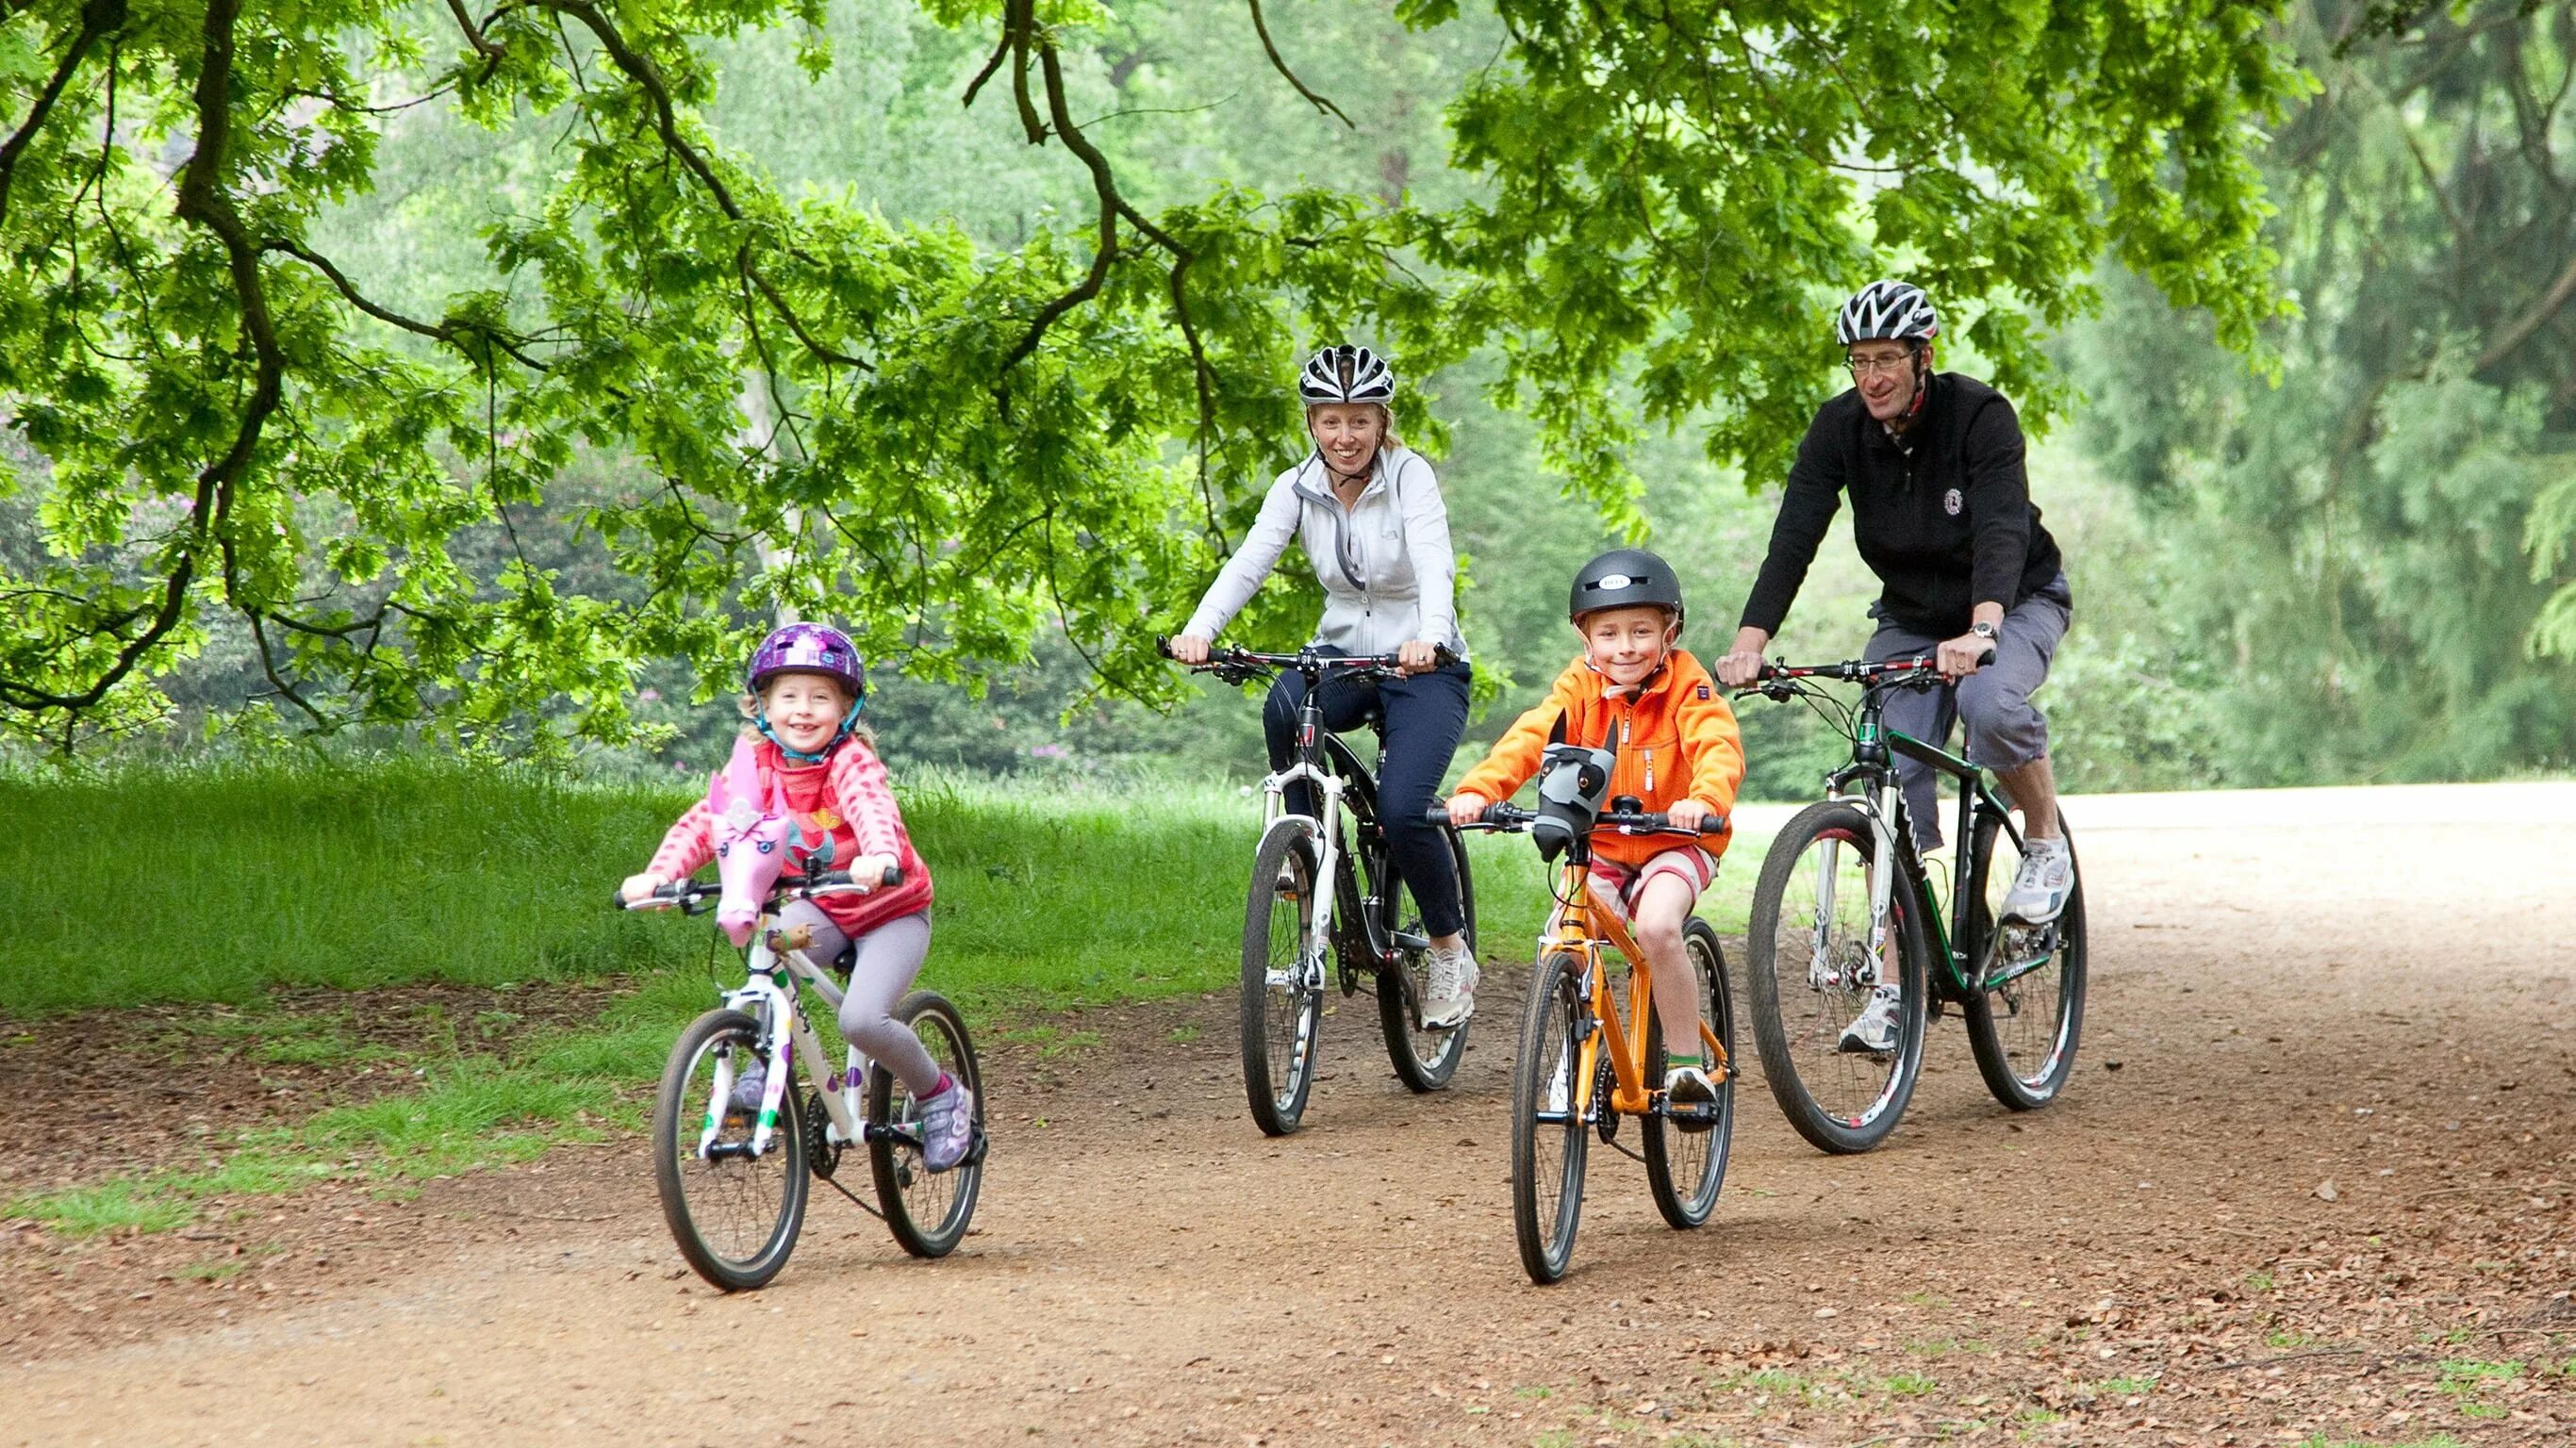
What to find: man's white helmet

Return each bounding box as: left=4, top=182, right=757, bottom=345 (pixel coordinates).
left=1834, top=281, right=1940, bottom=347
left=1297, top=344, right=1397, bottom=405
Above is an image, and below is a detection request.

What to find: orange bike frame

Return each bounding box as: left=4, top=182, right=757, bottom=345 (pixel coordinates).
left=1540, top=859, right=1732, bottom=1120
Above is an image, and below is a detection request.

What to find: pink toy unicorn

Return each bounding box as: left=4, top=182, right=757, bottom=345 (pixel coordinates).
left=706, top=736, right=809, bottom=946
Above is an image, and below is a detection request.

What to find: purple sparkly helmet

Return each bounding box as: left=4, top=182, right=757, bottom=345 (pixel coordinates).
left=745, top=621, right=865, bottom=699
left=744, top=622, right=866, bottom=763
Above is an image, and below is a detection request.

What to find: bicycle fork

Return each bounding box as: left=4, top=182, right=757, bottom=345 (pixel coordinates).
left=699, top=925, right=878, bottom=1160
left=1262, top=763, right=1345, bottom=994
left=1808, top=782, right=1904, bottom=993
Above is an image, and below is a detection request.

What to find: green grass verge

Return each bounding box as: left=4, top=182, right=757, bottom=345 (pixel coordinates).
left=0, top=758, right=702, bottom=1013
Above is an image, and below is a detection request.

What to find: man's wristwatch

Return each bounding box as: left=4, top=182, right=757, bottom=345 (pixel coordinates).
left=1970, top=620, right=1999, bottom=641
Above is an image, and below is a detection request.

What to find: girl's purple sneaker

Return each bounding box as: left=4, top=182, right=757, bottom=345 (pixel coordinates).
left=918, top=1076, right=975, bottom=1172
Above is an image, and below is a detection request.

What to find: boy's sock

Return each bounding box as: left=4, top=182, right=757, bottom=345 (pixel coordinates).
left=1665, top=1051, right=1703, bottom=1073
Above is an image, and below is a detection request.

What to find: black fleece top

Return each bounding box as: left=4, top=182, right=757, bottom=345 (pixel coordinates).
left=1737, top=372, right=2063, bottom=639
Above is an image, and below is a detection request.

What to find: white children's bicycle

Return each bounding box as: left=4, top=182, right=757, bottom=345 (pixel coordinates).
left=617, top=868, right=986, bottom=1290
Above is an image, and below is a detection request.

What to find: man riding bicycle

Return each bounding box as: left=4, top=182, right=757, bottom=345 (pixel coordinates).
left=1712, top=282, right=2076, bottom=1052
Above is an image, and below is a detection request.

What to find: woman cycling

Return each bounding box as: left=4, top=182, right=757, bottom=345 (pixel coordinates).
left=1169, top=345, right=1480, bottom=1026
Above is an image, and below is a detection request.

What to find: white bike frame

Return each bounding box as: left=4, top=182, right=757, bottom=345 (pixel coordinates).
left=667, top=886, right=903, bottom=1163
left=1258, top=759, right=1346, bottom=993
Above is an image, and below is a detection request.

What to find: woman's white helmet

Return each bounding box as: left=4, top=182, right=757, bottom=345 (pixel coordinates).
left=1297, top=344, right=1396, bottom=405
left=1834, top=281, right=1940, bottom=347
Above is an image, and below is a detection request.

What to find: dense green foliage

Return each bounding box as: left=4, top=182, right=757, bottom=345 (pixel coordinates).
left=0, top=0, right=2303, bottom=750
left=2068, top=0, right=2576, bottom=783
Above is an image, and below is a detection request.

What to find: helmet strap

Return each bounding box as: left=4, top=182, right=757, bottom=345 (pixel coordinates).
left=755, top=696, right=863, bottom=765
left=1305, top=432, right=1377, bottom=491
left=1578, top=620, right=1678, bottom=697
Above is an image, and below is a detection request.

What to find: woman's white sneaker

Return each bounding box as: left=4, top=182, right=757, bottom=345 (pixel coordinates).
left=1421, top=945, right=1478, bottom=1028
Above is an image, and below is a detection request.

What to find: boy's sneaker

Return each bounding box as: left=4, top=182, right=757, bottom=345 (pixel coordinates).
left=1839, top=986, right=1903, bottom=1055
left=918, top=1077, right=976, bottom=1173
left=1421, top=945, right=1478, bottom=1028
left=2001, top=836, right=2073, bottom=924
left=1664, top=1063, right=1719, bottom=1133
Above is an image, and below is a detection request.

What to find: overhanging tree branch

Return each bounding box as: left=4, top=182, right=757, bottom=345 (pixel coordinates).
left=2477, top=250, right=2576, bottom=374
left=0, top=0, right=127, bottom=228
left=1247, top=0, right=1351, bottom=127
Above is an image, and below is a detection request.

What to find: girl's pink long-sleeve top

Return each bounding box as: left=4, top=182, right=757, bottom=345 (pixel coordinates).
left=648, top=737, right=933, bottom=936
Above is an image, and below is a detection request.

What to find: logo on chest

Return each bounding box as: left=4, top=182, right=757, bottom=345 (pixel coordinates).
left=1942, top=487, right=1963, bottom=517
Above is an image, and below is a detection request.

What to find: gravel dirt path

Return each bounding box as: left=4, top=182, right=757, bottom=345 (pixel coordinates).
left=6, top=783, right=2572, bottom=1446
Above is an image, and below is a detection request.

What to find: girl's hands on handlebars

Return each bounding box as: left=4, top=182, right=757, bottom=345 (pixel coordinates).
left=845, top=853, right=899, bottom=892
left=1395, top=639, right=1441, bottom=675
left=1445, top=790, right=1490, bottom=827
left=1168, top=634, right=1212, bottom=666
left=620, top=872, right=667, bottom=904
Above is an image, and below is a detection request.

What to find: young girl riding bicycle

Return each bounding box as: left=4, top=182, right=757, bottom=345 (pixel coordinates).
left=1447, top=550, right=1745, bottom=1111
left=619, top=623, right=975, bottom=1172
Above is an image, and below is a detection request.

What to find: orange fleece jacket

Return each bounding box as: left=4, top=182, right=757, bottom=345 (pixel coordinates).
left=1454, top=648, right=1746, bottom=868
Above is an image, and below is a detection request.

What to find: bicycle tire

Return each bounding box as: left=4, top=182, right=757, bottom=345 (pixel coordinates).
left=1744, top=800, right=1930, bottom=1154
left=1376, top=822, right=1475, bottom=1093
left=1241, top=824, right=1325, bottom=1136
left=1511, top=951, right=1593, bottom=1284
left=1642, top=919, right=1734, bottom=1229
left=867, top=990, right=985, bottom=1258
left=653, top=1008, right=809, bottom=1292
left=1961, top=814, right=2089, bottom=1111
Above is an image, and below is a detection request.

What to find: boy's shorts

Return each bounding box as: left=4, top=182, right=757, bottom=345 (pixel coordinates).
left=1585, top=846, right=1718, bottom=924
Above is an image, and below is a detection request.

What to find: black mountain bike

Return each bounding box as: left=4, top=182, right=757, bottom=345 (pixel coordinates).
left=1164, top=641, right=1477, bottom=1136
left=1737, top=655, right=2088, bottom=1153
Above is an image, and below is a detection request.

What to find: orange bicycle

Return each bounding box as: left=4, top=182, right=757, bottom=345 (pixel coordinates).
left=1444, top=741, right=1736, bottom=1283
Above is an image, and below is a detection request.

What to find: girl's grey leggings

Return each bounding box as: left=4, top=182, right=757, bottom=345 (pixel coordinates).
left=775, top=903, right=942, bottom=1096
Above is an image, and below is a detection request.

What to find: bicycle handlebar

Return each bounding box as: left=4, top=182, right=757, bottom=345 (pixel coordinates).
left=1156, top=635, right=1460, bottom=678
left=612, top=864, right=903, bottom=913
left=1743, top=649, right=1994, bottom=699
left=1427, top=803, right=1726, bottom=838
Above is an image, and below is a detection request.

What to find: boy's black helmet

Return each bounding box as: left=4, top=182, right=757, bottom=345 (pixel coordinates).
left=1568, top=548, right=1685, bottom=624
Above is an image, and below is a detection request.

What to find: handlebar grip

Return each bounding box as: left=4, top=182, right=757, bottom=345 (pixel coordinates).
left=1424, top=805, right=1452, bottom=827
left=807, top=866, right=903, bottom=889
left=611, top=888, right=633, bottom=911
left=1154, top=634, right=1176, bottom=660
left=1976, top=646, right=1997, bottom=667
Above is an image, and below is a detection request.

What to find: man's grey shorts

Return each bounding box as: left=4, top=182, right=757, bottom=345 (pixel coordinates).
left=1862, top=573, right=2072, bottom=848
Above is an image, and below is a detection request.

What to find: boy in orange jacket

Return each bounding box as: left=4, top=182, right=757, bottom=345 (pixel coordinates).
left=1447, top=549, right=1745, bottom=1111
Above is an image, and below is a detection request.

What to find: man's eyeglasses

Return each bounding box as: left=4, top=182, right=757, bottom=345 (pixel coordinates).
left=1845, top=351, right=1916, bottom=379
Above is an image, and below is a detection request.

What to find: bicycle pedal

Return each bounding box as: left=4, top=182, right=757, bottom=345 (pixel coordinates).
left=1665, top=1105, right=1720, bottom=1135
